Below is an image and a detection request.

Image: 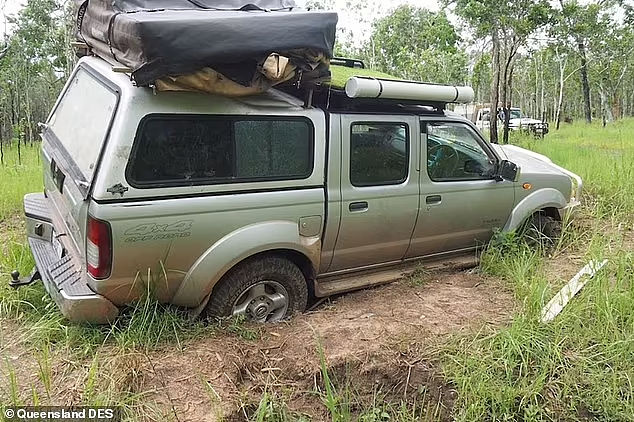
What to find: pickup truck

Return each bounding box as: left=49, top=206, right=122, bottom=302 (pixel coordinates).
left=474, top=106, right=549, bottom=137
left=13, top=56, right=581, bottom=323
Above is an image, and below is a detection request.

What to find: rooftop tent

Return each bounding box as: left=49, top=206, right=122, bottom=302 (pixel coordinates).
left=106, top=0, right=298, bottom=10
left=74, top=0, right=338, bottom=90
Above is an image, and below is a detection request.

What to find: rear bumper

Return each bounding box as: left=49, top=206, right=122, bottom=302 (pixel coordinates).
left=24, top=193, right=118, bottom=324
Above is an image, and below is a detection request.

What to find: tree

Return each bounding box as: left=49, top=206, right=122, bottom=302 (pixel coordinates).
left=555, top=0, right=608, bottom=124
left=472, top=53, right=491, bottom=102
left=305, top=0, right=382, bottom=58
left=364, top=5, right=468, bottom=84
left=0, top=0, right=73, bottom=161
left=451, top=0, right=551, bottom=143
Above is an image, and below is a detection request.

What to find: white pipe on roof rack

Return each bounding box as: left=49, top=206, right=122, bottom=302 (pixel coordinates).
left=344, top=77, right=474, bottom=104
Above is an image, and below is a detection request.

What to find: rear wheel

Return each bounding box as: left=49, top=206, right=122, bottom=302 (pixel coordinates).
left=523, top=213, right=561, bottom=248
left=204, top=256, right=308, bottom=323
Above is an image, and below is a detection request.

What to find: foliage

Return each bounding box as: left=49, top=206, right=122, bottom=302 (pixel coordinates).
left=444, top=223, right=634, bottom=421
left=0, top=0, right=74, bottom=151
left=363, top=5, right=468, bottom=84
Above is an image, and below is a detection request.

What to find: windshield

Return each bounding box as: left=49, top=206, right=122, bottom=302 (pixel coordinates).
left=509, top=109, right=523, bottom=119
left=499, top=109, right=524, bottom=120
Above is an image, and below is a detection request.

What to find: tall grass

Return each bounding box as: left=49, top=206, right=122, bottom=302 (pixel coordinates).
left=513, top=119, right=634, bottom=221
left=442, top=210, right=634, bottom=419
left=0, top=143, right=43, bottom=221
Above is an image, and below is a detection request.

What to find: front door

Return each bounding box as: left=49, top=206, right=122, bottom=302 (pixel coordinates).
left=329, top=115, right=420, bottom=272
left=406, top=119, right=515, bottom=257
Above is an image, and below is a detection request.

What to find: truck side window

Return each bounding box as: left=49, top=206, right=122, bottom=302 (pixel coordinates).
left=426, top=122, right=495, bottom=182
left=350, top=123, right=408, bottom=187
left=127, top=116, right=313, bottom=187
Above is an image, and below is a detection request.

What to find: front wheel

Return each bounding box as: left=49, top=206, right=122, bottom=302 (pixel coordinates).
left=204, top=256, right=308, bottom=323
left=523, top=213, right=561, bottom=248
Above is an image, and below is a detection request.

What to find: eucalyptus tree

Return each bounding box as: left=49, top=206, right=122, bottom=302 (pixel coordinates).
left=450, top=0, right=551, bottom=143
left=589, top=23, right=634, bottom=123
left=554, top=0, right=608, bottom=123
left=364, top=5, right=468, bottom=85
left=0, top=0, right=72, bottom=158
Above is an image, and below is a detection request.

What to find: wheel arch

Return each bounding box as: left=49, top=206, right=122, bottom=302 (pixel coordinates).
left=503, top=188, right=567, bottom=233
left=171, top=220, right=320, bottom=308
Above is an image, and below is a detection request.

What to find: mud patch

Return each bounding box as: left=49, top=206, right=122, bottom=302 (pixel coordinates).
left=136, top=269, right=512, bottom=420
left=0, top=264, right=513, bottom=420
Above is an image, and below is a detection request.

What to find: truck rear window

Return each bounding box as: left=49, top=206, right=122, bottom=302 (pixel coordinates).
left=126, top=115, right=314, bottom=187
left=47, top=67, right=118, bottom=181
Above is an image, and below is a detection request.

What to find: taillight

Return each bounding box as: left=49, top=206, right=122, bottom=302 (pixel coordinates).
left=86, top=216, right=112, bottom=279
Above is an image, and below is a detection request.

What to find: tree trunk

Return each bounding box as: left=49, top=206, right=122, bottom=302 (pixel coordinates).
left=503, top=65, right=514, bottom=145
left=599, top=84, right=613, bottom=126
left=555, top=51, right=567, bottom=131
left=26, top=78, right=33, bottom=146
left=500, top=49, right=508, bottom=144
left=612, top=91, right=621, bottom=120
left=534, top=55, right=539, bottom=120
left=578, top=41, right=592, bottom=123
left=489, top=29, right=501, bottom=144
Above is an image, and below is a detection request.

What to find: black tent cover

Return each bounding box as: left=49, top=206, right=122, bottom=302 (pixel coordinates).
left=75, top=0, right=338, bottom=86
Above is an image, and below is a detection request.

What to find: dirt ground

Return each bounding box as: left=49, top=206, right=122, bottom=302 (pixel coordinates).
left=0, top=264, right=514, bottom=421
left=126, top=271, right=511, bottom=421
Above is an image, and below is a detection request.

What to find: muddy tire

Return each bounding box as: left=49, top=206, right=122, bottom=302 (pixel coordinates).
left=204, top=256, right=308, bottom=323
left=523, top=213, right=561, bottom=248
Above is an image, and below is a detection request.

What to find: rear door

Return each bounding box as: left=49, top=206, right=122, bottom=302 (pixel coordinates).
left=41, top=64, right=119, bottom=254
left=328, top=114, right=419, bottom=272
left=406, top=119, right=515, bottom=257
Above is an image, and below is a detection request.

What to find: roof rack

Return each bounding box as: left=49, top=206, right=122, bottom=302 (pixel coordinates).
left=285, top=75, right=474, bottom=114
left=290, top=85, right=446, bottom=114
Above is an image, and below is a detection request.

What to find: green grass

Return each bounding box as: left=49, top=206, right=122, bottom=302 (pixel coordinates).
left=442, top=233, right=634, bottom=421
left=0, top=143, right=43, bottom=221
left=329, top=65, right=400, bottom=89
left=513, top=119, right=634, bottom=222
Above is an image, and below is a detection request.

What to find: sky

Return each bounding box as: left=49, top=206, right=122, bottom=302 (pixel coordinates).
left=299, top=0, right=441, bottom=42
left=1, top=0, right=25, bottom=37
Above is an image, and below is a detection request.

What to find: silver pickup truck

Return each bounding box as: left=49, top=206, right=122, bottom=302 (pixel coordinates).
left=13, top=56, right=582, bottom=323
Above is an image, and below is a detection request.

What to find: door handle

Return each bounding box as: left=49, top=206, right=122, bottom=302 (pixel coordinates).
left=425, top=195, right=442, bottom=204
left=349, top=201, right=369, bottom=212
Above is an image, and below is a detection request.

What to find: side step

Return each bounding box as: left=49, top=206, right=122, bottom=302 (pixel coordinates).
left=314, top=254, right=478, bottom=297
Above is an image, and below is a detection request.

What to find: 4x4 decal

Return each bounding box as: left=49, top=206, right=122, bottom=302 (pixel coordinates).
left=124, top=220, right=193, bottom=242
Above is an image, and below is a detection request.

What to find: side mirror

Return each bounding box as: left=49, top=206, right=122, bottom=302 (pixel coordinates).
left=498, top=160, right=520, bottom=182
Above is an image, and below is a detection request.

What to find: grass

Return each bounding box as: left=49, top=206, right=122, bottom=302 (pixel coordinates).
left=329, top=65, right=400, bottom=89
left=0, top=142, right=43, bottom=221
left=513, top=119, right=634, bottom=222
left=1, top=118, right=634, bottom=420
left=442, top=231, right=634, bottom=421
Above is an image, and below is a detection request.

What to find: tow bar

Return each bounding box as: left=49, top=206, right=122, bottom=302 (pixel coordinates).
left=9, top=269, right=41, bottom=288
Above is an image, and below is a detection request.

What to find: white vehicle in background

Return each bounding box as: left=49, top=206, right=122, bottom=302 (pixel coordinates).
left=454, top=104, right=549, bottom=137
left=500, top=107, right=549, bottom=136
